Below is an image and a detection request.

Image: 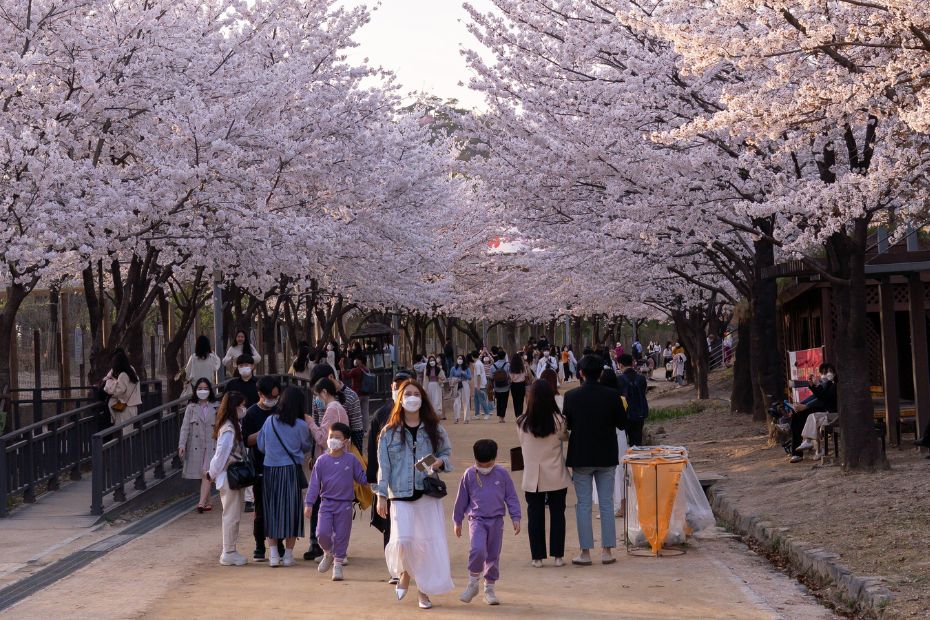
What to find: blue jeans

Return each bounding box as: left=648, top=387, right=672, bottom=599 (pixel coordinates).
left=473, top=388, right=493, bottom=416
left=572, top=467, right=616, bottom=550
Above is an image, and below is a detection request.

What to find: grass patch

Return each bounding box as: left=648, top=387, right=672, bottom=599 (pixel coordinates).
left=648, top=402, right=705, bottom=422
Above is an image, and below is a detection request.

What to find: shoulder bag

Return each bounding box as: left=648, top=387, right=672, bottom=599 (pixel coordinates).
left=110, top=380, right=138, bottom=413
left=227, top=449, right=257, bottom=490
left=271, top=417, right=309, bottom=489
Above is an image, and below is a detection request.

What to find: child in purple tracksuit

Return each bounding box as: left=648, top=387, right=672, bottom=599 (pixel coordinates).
left=304, top=422, right=367, bottom=581
left=453, top=439, right=522, bottom=606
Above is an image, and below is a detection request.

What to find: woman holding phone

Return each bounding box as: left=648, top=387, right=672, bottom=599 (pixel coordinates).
left=374, top=380, right=454, bottom=609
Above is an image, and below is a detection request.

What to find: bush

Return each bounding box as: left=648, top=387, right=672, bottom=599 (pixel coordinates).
left=648, top=402, right=705, bottom=422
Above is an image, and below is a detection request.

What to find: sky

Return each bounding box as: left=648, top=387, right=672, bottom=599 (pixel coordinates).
left=340, top=0, right=496, bottom=110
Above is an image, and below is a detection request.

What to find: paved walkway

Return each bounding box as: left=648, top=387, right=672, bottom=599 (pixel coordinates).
left=2, top=384, right=836, bottom=619
left=0, top=478, right=110, bottom=590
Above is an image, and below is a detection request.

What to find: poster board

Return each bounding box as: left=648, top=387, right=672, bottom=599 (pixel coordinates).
left=788, top=347, right=824, bottom=402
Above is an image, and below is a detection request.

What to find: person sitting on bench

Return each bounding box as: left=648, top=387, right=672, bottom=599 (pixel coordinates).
left=786, top=363, right=837, bottom=463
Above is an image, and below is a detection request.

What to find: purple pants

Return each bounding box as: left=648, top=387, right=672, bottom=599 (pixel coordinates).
left=316, top=500, right=353, bottom=562
left=468, top=516, right=504, bottom=583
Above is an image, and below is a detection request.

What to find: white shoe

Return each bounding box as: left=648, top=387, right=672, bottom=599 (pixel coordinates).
left=318, top=553, right=334, bottom=573
left=531, top=559, right=543, bottom=568
left=418, top=594, right=433, bottom=609
left=797, top=440, right=814, bottom=452
left=219, top=551, right=247, bottom=566
left=460, top=580, right=480, bottom=603
left=553, top=557, right=565, bottom=567
left=332, top=563, right=344, bottom=581
left=342, top=556, right=349, bottom=566
left=789, top=455, right=803, bottom=463
left=282, top=551, right=294, bottom=567
left=484, top=587, right=500, bottom=605
left=269, top=552, right=281, bottom=568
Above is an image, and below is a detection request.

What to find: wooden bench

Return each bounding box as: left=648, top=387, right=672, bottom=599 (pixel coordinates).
left=870, top=385, right=918, bottom=446
left=821, top=418, right=886, bottom=460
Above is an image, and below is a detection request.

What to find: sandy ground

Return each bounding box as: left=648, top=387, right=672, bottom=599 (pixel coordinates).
left=652, top=397, right=930, bottom=619
left=4, top=383, right=836, bottom=620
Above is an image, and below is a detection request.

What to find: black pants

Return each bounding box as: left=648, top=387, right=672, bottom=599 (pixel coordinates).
left=791, top=409, right=814, bottom=456
left=495, top=390, right=510, bottom=419
left=308, top=495, right=322, bottom=547
left=511, top=383, right=526, bottom=418
left=664, top=359, right=673, bottom=381
left=626, top=419, right=645, bottom=447
left=562, top=362, right=571, bottom=381
left=525, top=489, right=567, bottom=560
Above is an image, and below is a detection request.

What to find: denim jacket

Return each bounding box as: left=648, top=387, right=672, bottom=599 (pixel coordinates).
left=374, top=423, right=453, bottom=499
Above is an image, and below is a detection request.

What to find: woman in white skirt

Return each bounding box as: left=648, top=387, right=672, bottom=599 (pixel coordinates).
left=375, top=380, right=454, bottom=609
left=593, top=369, right=628, bottom=517
left=422, top=355, right=446, bottom=419
left=448, top=356, right=472, bottom=423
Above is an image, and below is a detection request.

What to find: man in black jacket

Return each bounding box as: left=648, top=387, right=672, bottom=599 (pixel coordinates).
left=564, top=355, right=626, bottom=566
left=366, top=370, right=412, bottom=584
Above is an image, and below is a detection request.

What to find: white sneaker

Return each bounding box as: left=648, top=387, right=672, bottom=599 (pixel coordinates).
left=460, top=580, right=480, bottom=603
left=484, top=586, right=500, bottom=605
left=318, top=553, right=334, bottom=573
left=797, top=440, right=814, bottom=452
left=269, top=554, right=281, bottom=567
left=789, top=455, right=803, bottom=463
left=531, top=559, right=543, bottom=568
left=332, top=563, right=344, bottom=581
left=219, top=551, right=247, bottom=566
left=282, top=551, right=295, bottom=567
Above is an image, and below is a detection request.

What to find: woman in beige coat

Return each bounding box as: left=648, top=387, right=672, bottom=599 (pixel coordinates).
left=103, top=349, right=143, bottom=435
left=179, top=378, right=219, bottom=512
left=516, top=379, right=571, bottom=568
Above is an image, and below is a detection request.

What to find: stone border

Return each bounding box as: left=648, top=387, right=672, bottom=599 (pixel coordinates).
left=708, top=486, right=893, bottom=618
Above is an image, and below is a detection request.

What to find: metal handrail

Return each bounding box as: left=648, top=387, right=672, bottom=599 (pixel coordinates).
left=0, top=401, right=108, bottom=517
left=89, top=375, right=316, bottom=516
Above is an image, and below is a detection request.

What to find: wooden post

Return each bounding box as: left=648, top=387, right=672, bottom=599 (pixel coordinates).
left=150, top=334, right=157, bottom=379
left=60, top=290, right=72, bottom=399
left=878, top=280, right=901, bottom=444
left=33, top=329, right=41, bottom=391
left=907, top=276, right=930, bottom=442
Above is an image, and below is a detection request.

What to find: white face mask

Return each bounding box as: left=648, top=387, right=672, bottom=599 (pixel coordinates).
left=326, top=438, right=344, bottom=451
left=263, top=397, right=278, bottom=408
left=544, top=352, right=550, bottom=358
left=457, top=358, right=464, bottom=365
left=239, top=367, right=253, bottom=378
left=402, top=395, right=422, bottom=412
left=237, top=407, right=247, bottom=420
left=391, top=389, right=400, bottom=402
left=824, top=372, right=835, bottom=382
left=429, top=360, right=436, bottom=366
left=476, top=465, right=494, bottom=475
left=196, top=389, right=210, bottom=401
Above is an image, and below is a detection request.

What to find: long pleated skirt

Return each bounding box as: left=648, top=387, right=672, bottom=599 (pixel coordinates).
left=262, top=465, right=304, bottom=539
left=385, top=496, right=454, bottom=595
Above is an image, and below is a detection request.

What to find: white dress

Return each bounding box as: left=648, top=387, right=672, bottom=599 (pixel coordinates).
left=386, top=496, right=455, bottom=595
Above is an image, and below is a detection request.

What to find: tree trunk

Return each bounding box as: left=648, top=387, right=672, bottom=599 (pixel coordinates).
left=750, top=228, right=785, bottom=421
left=730, top=318, right=754, bottom=414
left=828, top=225, right=887, bottom=470
left=0, top=281, right=35, bottom=411
left=673, top=308, right=710, bottom=399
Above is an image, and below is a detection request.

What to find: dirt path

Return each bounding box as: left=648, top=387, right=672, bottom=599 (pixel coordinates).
left=4, top=386, right=836, bottom=619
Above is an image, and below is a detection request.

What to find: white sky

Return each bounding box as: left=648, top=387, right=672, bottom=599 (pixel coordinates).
left=340, top=0, right=496, bottom=110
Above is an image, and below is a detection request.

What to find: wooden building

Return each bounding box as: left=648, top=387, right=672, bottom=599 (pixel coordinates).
left=769, top=240, right=930, bottom=444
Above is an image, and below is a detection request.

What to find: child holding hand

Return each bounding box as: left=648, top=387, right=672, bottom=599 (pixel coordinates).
left=453, top=439, right=522, bottom=606
left=304, top=422, right=367, bottom=581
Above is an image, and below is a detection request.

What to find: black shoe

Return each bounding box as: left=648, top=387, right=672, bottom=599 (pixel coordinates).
left=253, top=548, right=266, bottom=562
left=303, top=544, right=323, bottom=561
left=244, top=501, right=255, bottom=513
left=914, top=439, right=930, bottom=448
left=388, top=576, right=399, bottom=585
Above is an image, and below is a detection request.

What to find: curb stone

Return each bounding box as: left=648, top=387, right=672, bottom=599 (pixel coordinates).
left=708, top=487, right=893, bottom=618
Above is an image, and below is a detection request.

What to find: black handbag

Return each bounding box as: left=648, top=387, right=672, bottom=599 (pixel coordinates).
left=227, top=452, right=257, bottom=490
left=271, top=417, right=308, bottom=489
left=422, top=474, right=447, bottom=498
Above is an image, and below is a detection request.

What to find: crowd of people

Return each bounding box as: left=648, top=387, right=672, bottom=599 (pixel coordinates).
left=160, top=329, right=664, bottom=609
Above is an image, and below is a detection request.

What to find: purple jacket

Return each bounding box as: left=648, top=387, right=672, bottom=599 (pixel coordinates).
left=305, top=451, right=367, bottom=506
left=453, top=465, right=522, bottom=525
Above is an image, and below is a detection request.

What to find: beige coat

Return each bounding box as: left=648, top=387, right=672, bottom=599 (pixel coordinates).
left=517, top=416, right=571, bottom=493
left=179, top=402, right=218, bottom=479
